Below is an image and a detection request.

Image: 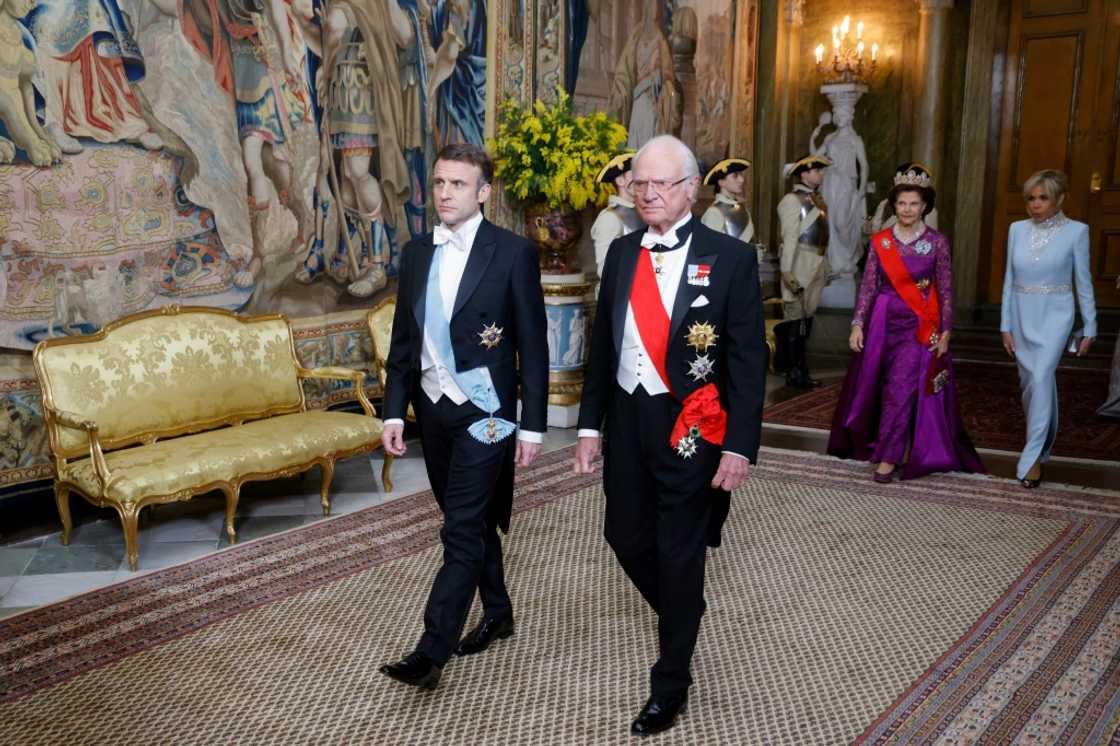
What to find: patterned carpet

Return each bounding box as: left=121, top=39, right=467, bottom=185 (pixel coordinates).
left=1, top=447, right=1118, bottom=744
left=764, top=362, right=1120, bottom=462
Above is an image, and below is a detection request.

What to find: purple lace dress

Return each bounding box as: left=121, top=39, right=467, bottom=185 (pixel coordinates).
left=827, top=225, right=984, bottom=478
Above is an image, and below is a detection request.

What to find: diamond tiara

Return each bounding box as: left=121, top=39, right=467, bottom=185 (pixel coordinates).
left=894, top=169, right=931, bottom=188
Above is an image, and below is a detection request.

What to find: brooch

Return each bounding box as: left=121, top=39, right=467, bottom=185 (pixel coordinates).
left=685, top=321, right=719, bottom=352
left=687, top=354, right=715, bottom=382
left=675, top=425, right=702, bottom=459
left=881, top=238, right=891, bottom=249
left=915, top=239, right=933, bottom=255
left=478, top=322, right=504, bottom=349
left=687, top=264, right=711, bottom=287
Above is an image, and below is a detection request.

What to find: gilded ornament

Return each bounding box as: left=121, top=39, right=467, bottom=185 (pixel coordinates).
left=685, top=321, right=719, bottom=352
left=478, top=322, right=504, bottom=349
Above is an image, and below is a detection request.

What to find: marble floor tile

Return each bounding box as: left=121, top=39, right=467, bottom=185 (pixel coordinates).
left=24, top=545, right=126, bottom=575
left=327, top=489, right=401, bottom=516
left=0, top=606, right=36, bottom=619
left=235, top=492, right=320, bottom=519
left=3, top=571, right=123, bottom=607
left=543, top=428, right=579, bottom=451
left=219, top=515, right=310, bottom=548
left=137, top=510, right=226, bottom=545
left=41, top=518, right=125, bottom=547
left=7, top=536, right=45, bottom=549
left=0, top=576, right=16, bottom=598
left=0, top=547, right=38, bottom=577
left=118, top=541, right=221, bottom=573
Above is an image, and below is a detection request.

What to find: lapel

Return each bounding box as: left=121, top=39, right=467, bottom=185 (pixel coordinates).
left=452, top=218, right=497, bottom=318
left=611, top=234, right=641, bottom=355
left=668, top=224, right=719, bottom=345
left=411, top=234, right=436, bottom=328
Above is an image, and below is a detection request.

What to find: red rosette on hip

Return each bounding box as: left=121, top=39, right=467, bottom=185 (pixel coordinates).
left=669, top=383, right=727, bottom=449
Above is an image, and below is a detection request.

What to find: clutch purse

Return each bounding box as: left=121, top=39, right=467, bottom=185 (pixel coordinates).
left=1066, top=329, right=1085, bottom=355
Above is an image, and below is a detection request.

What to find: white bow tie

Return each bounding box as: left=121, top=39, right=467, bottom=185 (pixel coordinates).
left=641, top=229, right=679, bottom=249
left=434, top=225, right=465, bottom=251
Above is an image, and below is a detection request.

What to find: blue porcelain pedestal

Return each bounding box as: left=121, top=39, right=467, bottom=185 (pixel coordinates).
left=542, top=273, right=594, bottom=427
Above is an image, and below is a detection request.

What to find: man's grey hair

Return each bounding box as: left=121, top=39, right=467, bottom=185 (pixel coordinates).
left=634, top=135, right=700, bottom=178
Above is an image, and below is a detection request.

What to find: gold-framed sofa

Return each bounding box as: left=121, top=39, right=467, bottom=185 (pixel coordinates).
left=33, top=306, right=385, bottom=570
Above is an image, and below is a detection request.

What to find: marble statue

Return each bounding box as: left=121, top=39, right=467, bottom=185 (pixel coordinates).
left=810, top=83, right=869, bottom=308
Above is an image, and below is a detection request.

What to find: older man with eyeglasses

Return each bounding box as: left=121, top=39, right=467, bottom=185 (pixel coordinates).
left=574, top=135, right=767, bottom=736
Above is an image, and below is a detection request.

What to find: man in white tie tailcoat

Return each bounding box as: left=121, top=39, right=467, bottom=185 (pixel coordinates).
left=379, top=143, right=549, bottom=691
left=573, top=135, right=767, bottom=736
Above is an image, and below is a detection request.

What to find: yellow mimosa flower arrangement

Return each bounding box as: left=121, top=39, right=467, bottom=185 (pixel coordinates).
left=489, top=89, right=628, bottom=210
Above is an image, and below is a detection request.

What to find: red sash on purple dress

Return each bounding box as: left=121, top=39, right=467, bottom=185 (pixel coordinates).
left=872, top=229, right=946, bottom=394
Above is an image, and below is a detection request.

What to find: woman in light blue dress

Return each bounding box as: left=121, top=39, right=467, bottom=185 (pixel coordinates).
left=1000, top=169, right=1097, bottom=487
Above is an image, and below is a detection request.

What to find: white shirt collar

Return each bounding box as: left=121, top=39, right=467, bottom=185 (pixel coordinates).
left=437, top=210, right=485, bottom=252
left=646, top=211, right=694, bottom=239
left=609, top=194, right=635, bottom=209
left=714, top=192, right=740, bottom=206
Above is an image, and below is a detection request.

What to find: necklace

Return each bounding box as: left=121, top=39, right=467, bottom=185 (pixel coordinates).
left=1028, top=211, right=1068, bottom=262
left=892, top=221, right=924, bottom=244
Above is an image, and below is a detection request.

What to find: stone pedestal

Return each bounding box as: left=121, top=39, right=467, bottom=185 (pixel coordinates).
left=542, top=273, right=594, bottom=428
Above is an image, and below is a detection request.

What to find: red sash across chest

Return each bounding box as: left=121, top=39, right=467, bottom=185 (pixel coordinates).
left=628, top=248, right=727, bottom=449
left=872, top=229, right=941, bottom=346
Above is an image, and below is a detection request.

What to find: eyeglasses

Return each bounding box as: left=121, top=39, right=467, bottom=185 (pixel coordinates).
left=627, top=175, right=691, bottom=197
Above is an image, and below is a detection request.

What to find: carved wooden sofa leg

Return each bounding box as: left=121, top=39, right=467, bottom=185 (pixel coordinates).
left=54, top=484, right=72, bottom=545
left=222, top=484, right=241, bottom=545
left=319, top=458, right=335, bottom=516
left=381, top=452, right=395, bottom=493
left=118, top=503, right=141, bottom=571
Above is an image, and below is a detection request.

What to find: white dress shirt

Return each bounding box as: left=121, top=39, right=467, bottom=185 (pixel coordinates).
left=384, top=210, right=541, bottom=444
left=578, top=213, right=748, bottom=462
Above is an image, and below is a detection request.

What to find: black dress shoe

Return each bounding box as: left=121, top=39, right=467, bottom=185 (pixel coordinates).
left=630, top=693, right=688, bottom=737
left=454, top=615, right=514, bottom=657
left=378, top=651, right=442, bottom=690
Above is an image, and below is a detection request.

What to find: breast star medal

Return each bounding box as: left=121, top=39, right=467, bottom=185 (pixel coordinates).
left=675, top=425, right=702, bottom=459
left=478, top=322, right=504, bottom=349
left=685, top=321, right=719, bottom=352
left=687, top=354, right=714, bottom=382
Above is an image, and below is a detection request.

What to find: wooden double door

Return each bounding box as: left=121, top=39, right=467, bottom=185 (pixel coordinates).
left=988, top=0, right=1120, bottom=307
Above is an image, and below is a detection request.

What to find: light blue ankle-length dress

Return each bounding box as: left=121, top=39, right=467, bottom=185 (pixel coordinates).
left=999, top=212, right=1097, bottom=479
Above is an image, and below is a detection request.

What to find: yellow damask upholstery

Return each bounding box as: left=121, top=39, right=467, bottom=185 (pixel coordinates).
left=366, top=299, right=410, bottom=493
left=39, top=312, right=303, bottom=457
left=61, top=411, right=382, bottom=505
left=33, top=306, right=384, bottom=571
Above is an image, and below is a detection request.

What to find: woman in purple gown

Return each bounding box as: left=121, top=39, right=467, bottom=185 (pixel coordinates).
left=827, top=171, right=984, bottom=481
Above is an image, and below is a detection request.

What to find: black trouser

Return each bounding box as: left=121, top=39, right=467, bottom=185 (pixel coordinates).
left=414, top=395, right=513, bottom=666
left=603, top=385, right=718, bottom=697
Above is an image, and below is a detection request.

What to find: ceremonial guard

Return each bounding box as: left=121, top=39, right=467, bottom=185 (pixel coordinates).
left=775, top=155, right=832, bottom=389
left=700, top=158, right=755, bottom=243
left=591, top=152, right=644, bottom=278
left=702, top=157, right=779, bottom=295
